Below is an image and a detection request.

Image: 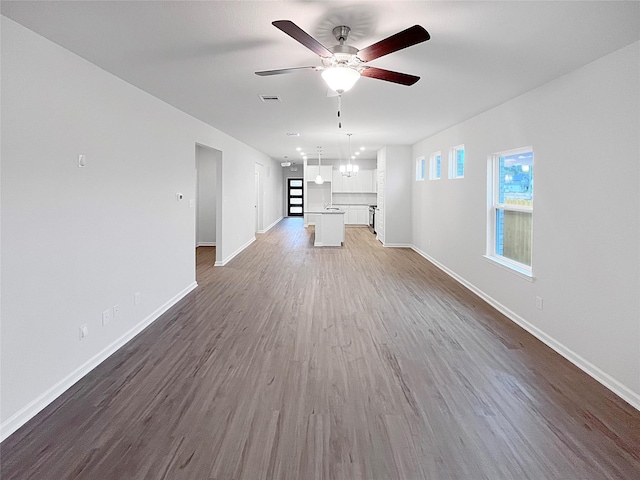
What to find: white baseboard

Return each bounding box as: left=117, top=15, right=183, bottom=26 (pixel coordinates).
left=216, top=236, right=255, bottom=266
left=197, top=242, right=216, bottom=247
left=0, top=282, right=198, bottom=442
left=383, top=243, right=411, bottom=248
left=411, top=245, right=640, bottom=412
left=257, top=216, right=283, bottom=234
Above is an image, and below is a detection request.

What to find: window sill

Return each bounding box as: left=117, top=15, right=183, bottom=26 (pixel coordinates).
left=483, top=255, right=534, bottom=282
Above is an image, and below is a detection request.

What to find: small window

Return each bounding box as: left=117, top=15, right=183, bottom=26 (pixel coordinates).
left=487, top=147, right=534, bottom=276
left=448, top=145, right=465, bottom=179
left=429, top=152, right=441, bottom=180
left=416, top=156, right=425, bottom=181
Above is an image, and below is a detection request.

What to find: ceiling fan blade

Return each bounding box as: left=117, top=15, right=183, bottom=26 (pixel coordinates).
left=361, top=67, right=420, bottom=86
left=272, top=20, right=333, bottom=58
left=357, top=25, right=430, bottom=62
left=255, top=66, right=319, bottom=76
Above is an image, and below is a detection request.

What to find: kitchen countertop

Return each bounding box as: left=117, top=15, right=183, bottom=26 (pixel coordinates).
left=305, top=209, right=345, bottom=214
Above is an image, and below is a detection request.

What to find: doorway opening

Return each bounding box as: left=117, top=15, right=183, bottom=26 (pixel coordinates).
left=195, top=144, right=222, bottom=269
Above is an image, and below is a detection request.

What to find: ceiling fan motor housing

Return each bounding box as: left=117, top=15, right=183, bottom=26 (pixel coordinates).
left=332, top=25, right=351, bottom=43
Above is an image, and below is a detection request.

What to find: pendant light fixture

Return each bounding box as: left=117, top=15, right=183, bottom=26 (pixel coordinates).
left=315, top=147, right=324, bottom=184
left=339, top=133, right=359, bottom=177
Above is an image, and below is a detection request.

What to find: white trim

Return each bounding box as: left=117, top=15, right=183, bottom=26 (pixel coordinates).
left=448, top=144, right=465, bottom=179
left=483, top=254, right=534, bottom=281
left=197, top=242, right=216, bottom=247
left=411, top=245, right=640, bottom=412
left=216, top=236, right=256, bottom=266
left=0, top=282, right=198, bottom=442
left=383, top=243, right=411, bottom=248
left=429, top=151, right=441, bottom=180
left=415, top=156, right=425, bottom=181
left=257, top=216, right=282, bottom=234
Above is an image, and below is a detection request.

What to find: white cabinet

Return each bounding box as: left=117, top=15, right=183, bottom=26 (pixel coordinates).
left=350, top=173, right=362, bottom=192
left=307, top=165, right=332, bottom=182
left=341, top=175, right=353, bottom=192
left=335, top=205, right=368, bottom=225
left=332, top=169, right=343, bottom=192
left=329, top=169, right=375, bottom=192
left=359, top=170, right=374, bottom=192
left=355, top=206, right=368, bottom=225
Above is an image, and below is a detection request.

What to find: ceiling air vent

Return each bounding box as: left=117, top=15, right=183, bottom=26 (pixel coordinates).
left=259, top=95, right=281, bottom=103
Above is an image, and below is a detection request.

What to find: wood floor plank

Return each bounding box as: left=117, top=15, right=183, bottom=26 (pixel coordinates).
left=2, top=218, right=640, bottom=479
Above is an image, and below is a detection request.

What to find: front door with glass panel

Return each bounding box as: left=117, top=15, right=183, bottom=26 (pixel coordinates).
left=288, top=178, right=303, bottom=216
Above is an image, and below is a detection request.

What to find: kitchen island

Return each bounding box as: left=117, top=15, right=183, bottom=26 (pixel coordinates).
left=306, top=209, right=345, bottom=247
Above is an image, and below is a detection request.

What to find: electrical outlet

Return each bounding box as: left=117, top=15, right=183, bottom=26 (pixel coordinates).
left=134, top=292, right=141, bottom=306
left=79, top=324, right=89, bottom=339
left=536, top=296, right=543, bottom=310
left=113, top=304, right=120, bottom=319
left=102, top=308, right=112, bottom=326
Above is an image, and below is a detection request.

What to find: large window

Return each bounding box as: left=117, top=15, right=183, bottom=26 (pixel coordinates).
left=487, top=147, right=534, bottom=275
left=448, top=145, right=465, bottom=179
left=429, top=151, right=441, bottom=180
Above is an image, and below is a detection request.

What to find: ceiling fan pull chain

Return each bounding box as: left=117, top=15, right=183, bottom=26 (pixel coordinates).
left=337, top=94, right=342, bottom=128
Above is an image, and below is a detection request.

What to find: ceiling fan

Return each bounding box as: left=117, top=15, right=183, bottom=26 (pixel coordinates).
left=255, top=20, right=430, bottom=94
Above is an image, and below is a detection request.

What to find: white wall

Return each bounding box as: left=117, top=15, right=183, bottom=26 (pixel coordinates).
left=196, top=145, right=219, bottom=246
left=411, top=41, right=640, bottom=407
left=0, top=16, right=282, bottom=439
left=379, top=146, right=412, bottom=246
left=260, top=163, right=283, bottom=232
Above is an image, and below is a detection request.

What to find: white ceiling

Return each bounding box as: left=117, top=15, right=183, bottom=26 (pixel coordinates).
left=3, top=1, right=639, bottom=162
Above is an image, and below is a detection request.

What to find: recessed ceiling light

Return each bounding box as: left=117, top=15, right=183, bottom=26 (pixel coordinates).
left=296, top=147, right=301, bottom=151
left=355, top=151, right=360, bottom=155
left=286, top=132, right=300, bottom=137
left=300, top=151, right=305, bottom=155
left=303, top=156, right=308, bottom=160
left=360, top=147, right=365, bottom=151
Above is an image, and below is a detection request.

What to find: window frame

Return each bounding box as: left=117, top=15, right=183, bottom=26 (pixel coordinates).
left=415, top=156, right=425, bottom=181
left=485, top=146, right=534, bottom=279
left=287, top=178, right=304, bottom=216
left=448, top=145, right=465, bottom=179
left=429, top=151, right=441, bottom=180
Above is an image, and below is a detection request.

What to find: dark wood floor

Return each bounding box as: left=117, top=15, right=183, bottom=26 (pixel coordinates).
left=2, top=217, right=640, bottom=479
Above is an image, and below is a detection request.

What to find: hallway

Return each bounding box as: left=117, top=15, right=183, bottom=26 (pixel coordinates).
left=2, top=218, right=639, bottom=479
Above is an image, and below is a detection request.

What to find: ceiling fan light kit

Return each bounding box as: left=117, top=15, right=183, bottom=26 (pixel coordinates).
left=321, top=66, right=360, bottom=93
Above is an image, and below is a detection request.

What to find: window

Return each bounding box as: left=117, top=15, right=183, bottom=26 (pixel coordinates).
left=487, top=147, right=534, bottom=276
left=416, top=156, right=425, bottom=181
left=429, top=151, right=441, bottom=180
left=448, top=145, right=465, bottom=179
left=287, top=178, right=303, bottom=216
